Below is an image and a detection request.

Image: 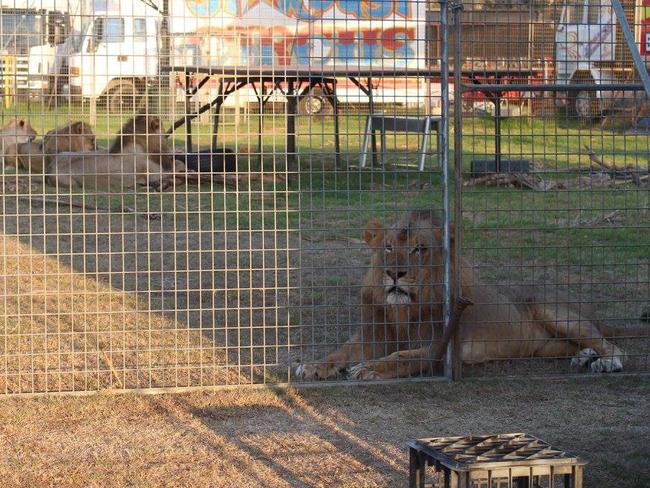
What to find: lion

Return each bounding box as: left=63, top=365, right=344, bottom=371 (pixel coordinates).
left=295, top=210, right=636, bottom=381
left=5, top=121, right=96, bottom=173
left=0, top=119, right=37, bottom=157
left=46, top=148, right=167, bottom=192
left=47, top=115, right=174, bottom=191
left=109, top=114, right=175, bottom=171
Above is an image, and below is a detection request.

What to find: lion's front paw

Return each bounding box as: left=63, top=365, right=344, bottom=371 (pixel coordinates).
left=348, top=363, right=383, bottom=380
left=294, top=362, right=345, bottom=381
left=590, top=356, right=623, bottom=373
left=571, top=348, right=623, bottom=373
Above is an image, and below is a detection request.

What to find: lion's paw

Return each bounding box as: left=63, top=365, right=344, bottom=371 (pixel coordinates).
left=348, top=363, right=383, bottom=381
left=294, top=362, right=344, bottom=381
left=570, top=348, right=600, bottom=369
left=570, top=348, right=623, bottom=373
left=590, top=356, right=623, bottom=373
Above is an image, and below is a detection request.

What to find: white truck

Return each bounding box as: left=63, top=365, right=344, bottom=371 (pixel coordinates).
left=555, top=0, right=650, bottom=120
left=0, top=1, right=68, bottom=97
left=61, top=0, right=427, bottom=113
left=64, top=0, right=159, bottom=111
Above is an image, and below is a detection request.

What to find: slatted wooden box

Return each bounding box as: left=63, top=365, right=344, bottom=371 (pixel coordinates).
left=408, top=433, right=586, bottom=488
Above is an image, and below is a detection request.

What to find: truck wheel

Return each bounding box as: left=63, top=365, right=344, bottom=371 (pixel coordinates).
left=107, top=82, right=140, bottom=113
left=298, top=88, right=332, bottom=116
left=572, top=90, right=599, bottom=123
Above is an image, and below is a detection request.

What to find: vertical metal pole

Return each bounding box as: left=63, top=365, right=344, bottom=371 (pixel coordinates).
left=611, top=0, right=650, bottom=100
left=287, top=79, right=297, bottom=170
left=494, top=91, right=501, bottom=172
left=452, top=0, right=464, bottom=381
left=368, top=77, right=378, bottom=166
left=439, top=0, right=452, bottom=379
left=160, top=0, right=170, bottom=73
left=159, top=0, right=171, bottom=115
left=184, top=72, right=193, bottom=153
left=211, top=80, right=223, bottom=152
left=331, top=80, right=341, bottom=168
left=359, top=115, right=373, bottom=168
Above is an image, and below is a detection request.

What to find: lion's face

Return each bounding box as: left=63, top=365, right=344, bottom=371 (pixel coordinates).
left=111, top=115, right=174, bottom=170
left=2, top=119, right=37, bottom=144
left=363, top=211, right=444, bottom=308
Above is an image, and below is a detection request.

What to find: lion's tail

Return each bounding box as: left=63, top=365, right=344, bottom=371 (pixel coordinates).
left=597, top=323, right=649, bottom=338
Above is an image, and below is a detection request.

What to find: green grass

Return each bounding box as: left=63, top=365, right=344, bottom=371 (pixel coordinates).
left=3, top=101, right=649, bottom=272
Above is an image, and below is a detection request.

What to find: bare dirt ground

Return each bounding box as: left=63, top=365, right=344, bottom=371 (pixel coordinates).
left=0, top=377, right=647, bottom=487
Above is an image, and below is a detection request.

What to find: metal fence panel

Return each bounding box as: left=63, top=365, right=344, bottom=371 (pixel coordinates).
left=0, top=0, right=648, bottom=396
left=456, top=0, right=650, bottom=378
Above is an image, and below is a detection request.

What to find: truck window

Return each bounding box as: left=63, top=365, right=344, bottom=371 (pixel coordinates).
left=133, top=19, right=146, bottom=41
left=94, top=18, right=125, bottom=44
left=0, top=12, right=44, bottom=53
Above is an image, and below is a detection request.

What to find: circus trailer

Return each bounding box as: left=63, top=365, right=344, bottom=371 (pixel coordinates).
left=169, top=0, right=429, bottom=114
left=63, top=0, right=427, bottom=112
left=555, top=0, right=650, bottom=120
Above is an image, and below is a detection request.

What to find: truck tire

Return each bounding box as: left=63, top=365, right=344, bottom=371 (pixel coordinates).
left=298, top=88, right=332, bottom=116
left=106, top=82, right=140, bottom=114
left=571, top=90, right=600, bottom=123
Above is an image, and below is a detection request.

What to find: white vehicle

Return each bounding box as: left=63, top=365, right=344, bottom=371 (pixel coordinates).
left=555, top=0, right=650, bottom=120
left=64, top=0, right=428, bottom=113
left=67, top=0, right=159, bottom=111
left=0, top=2, right=68, bottom=96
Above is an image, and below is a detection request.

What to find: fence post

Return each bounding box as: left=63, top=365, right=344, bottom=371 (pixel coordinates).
left=452, top=0, right=464, bottom=381
left=439, top=0, right=453, bottom=380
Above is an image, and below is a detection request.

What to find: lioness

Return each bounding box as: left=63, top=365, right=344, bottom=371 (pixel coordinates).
left=295, top=210, right=633, bottom=380
left=0, top=119, right=37, bottom=157
left=47, top=116, right=173, bottom=191
left=47, top=147, right=166, bottom=192
left=5, top=121, right=96, bottom=173
left=109, top=114, right=175, bottom=171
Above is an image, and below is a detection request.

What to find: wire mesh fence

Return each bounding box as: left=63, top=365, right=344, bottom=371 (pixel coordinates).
left=456, top=0, right=650, bottom=378
left=0, top=0, right=648, bottom=395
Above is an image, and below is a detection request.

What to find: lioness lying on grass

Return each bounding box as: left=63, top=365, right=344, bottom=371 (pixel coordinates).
left=296, top=210, right=638, bottom=380
left=0, top=118, right=37, bottom=159
left=5, top=121, right=96, bottom=173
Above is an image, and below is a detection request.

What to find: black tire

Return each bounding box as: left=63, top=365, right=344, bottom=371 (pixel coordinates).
left=107, top=82, right=139, bottom=113
left=298, top=88, right=333, bottom=116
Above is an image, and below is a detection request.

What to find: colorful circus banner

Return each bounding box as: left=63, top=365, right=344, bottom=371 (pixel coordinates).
left=174, top=0, right=426, bottom=69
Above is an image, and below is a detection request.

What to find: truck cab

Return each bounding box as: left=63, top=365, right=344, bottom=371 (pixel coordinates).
left=27, top=11, right=69, bottom=98
left=68, top=7, right=159, bottom=112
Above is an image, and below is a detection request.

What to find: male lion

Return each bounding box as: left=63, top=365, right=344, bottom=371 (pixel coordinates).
left=5, top=121, right=96, bottom=173
left=109, top=114, right=175, bottom=171
left=295, top=210, right=632, bottom=380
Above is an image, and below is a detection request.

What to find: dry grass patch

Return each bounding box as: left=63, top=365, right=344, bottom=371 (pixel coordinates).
left=0, top=235, right=243, bottom=394
left=0, top=377, right=647, bottom=487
